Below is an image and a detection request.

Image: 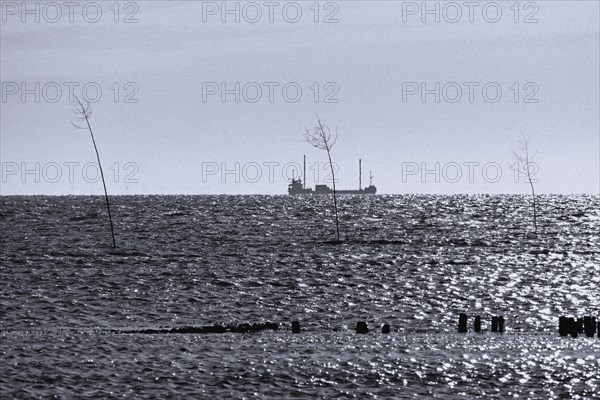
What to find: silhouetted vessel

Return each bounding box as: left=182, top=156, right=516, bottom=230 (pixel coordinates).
left=288, top=157, right=377, bottom=195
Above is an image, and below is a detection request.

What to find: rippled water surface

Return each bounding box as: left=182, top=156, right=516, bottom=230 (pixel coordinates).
left=1, top=195, right=599, bottom=398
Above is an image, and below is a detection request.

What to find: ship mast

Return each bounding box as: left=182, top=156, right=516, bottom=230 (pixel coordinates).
left=303, top=155, right=306, bottom=189
left=359, top=159, right=362, bottom=190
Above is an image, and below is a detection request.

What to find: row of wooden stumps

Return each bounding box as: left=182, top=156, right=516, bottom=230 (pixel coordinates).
left=291, top=321, right=391, bottom=334
left=559, top=316, right=598, bottom=338
left=458, top=313, right=504, bottom=333
left=111, top=318, right=598, bottom=336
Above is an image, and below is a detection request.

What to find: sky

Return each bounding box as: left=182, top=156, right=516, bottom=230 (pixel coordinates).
left=1, top=0, right=598, bottom=195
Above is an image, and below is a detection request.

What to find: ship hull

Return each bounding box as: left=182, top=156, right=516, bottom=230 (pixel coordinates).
left=289, top=186, right=377, bottom=195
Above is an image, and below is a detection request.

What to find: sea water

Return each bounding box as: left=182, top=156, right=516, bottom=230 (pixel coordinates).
left=1, top=195, right=599, bottom=398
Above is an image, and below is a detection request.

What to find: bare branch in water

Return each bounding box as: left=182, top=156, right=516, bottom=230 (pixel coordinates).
left=304, top=114, right=340, bottom=241
left=72, top=96, right=116, bottom=248
left=513, top=135, right=538, bottom=234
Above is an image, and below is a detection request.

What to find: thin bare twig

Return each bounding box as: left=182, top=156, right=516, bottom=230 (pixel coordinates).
left=513, top=136, right=538, bottom=233
left=72, top=97, right=116, bottom=248
left=304, top=114, right=340, bottom=241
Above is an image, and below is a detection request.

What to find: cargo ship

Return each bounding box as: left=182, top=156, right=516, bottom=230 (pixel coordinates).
left=288, top=156, right=376, bottom=195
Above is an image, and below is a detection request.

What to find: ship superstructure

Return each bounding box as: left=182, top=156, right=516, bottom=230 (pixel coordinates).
left=288, top=156, right=376, bottom=195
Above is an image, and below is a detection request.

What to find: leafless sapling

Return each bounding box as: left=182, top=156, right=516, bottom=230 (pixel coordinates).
left=513, top=137, right=538, bottom=233
left=304, top=115, right=340, bottom=241
left=72, top=97, right=116, bottom=248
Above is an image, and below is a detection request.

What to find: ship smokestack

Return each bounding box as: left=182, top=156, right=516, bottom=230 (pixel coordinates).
left=303, top=155, right=306, bottom=189
left=359, top=159, right=362, bottom=190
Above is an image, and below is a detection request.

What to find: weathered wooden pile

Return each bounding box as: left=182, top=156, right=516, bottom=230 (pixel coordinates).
left=558, top=316, right=598, bottom=338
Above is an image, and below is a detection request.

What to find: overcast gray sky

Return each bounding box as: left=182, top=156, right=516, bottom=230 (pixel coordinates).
left=1, top=0, right=598, bottom=194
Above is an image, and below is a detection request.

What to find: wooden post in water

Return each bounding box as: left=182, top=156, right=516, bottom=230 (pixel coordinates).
left=292, top=321, right=301, bottom=334
left=356, top=321, right=369, bottom=334
left=382, top=323, right=390, bottom=334
left=491, top=316, right=498, bottom=333
left=458, top=313, right=467, bottom=333
left=474, top=316, right=481, bottom=333
left=584, top=316, right=596, bottom=338
left=498, top=316, right=505, bottom=333
left=568, top=317, right=578, bottom=338
left=559, top=316, right=568, bottom=336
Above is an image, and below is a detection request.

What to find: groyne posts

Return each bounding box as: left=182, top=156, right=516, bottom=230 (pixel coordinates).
left=292, top=321, right=301, bottom=334
left=356, top=321, right=369, bottom=334
left=458, top=313, right=468, bottom=333
left=458, top=314, right=504, bottom=333
left=559, top=315, right=597, bottom=338
left=474, top=316, right=481, bottom=333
